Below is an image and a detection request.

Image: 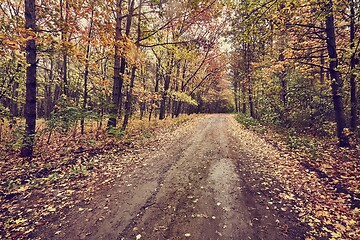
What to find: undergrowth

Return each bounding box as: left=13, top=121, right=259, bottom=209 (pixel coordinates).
left=235, top=113, right=267, bottom=134
left=235, top=113, right=322, bottom=157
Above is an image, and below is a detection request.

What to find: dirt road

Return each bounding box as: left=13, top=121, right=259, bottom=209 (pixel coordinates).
left=36, top=114, right=306, bottom=239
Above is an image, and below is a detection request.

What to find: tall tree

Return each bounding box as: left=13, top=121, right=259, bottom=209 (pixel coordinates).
left=159, top=53, right=174, bottom=120
left=122, top=0, right=142, bottom=131
left=349, top=0, right=358, bottom=132
left=325, top=0, right=350, bottom=147
left=60, top=0, right=69, bottom=96
left=21, top=0, right=37, bottom=157
left=107, top=0, right=123, bottom=129
left=81, top=4, right=95, bottom=134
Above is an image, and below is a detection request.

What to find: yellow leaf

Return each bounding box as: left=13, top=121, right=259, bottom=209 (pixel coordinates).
left=15, top=218, right=26, bottom=224
left=330, top=231, right=342, bottom=238
left=348, top=219, right=357, bottom=226
left=16, top=185, right=28, bottom=193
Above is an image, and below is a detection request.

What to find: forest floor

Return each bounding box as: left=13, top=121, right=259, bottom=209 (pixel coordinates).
left=1, top=114, right=359, bottom=239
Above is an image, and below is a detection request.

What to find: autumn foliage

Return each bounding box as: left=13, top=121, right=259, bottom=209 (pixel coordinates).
left=0, top=0, right=360, bottom=239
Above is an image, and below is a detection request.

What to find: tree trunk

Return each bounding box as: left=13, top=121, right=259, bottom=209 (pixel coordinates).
left=233, top=70, right=239, bottom=113
left=280, top=73, right=287, bottom=106
left=171, top=61, right=181, bottom=118
left=21, top=0, right=37, bottom=157
left=149, top=57, right=160, bottom=121
left=349, top=0, right=357, bottom=132
left=279, top=52, right=287, bottom=109
left=140, top=69, right=146, bottom=120
left=241, top=80, right=247, bottom=114
left=122, top=0, right=141, bottom=131
left=242, top=43, right=247, bottom=114
left=175, top=102, right=182, bottom=117
left=320, top=49, right=325, bottom=84
left=159, top=74, right=171, bottom=120
left=167, top=91, right=172, bottom=116
left=159, top=55, right=173, bottom=120
left=107, top=0, right=123, bottom=129
left=62, top=52, right=68, bottom=96
left=44, top=83, right=52, bottom=119
left=122, top=67, right=136, bottom=131
left=175, top=60, right=188, bottom=117
left=325, top=0, right=350, bottom=147
left=108, top=0, right=135, bottom=129
left=81, top=7, right=94, bottom=134
left=44, top=58, right=54, bottom=119
left=248, top=80, right=254, bottom=118
left=247, top=45, right=255, bottom=118
left=60, top=0, right=69, bottom=96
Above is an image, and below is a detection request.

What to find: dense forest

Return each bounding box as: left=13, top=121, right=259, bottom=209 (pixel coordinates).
left=1, top=0, right=359, bottom=156
left=229, top=0, right=359, bottom=148
left=1, top=0, right=234, bottom=157
left=1, top=0, right=360, bottom=239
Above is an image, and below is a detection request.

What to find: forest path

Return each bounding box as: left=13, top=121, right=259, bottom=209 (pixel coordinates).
left=37, top=114, right=306, bottom=240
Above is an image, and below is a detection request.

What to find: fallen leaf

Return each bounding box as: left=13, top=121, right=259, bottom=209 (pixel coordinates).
left=15, top=218, right=26, bottom=224
left=47, top=206, right=56, bottom=212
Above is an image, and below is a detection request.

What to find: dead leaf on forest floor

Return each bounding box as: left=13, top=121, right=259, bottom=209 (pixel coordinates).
left=0, top=116, right=196, bottom=240
left=232, top=117, right=360, bottom=239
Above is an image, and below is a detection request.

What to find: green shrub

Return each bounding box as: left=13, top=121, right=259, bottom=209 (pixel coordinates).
left=48, top=106, right=82, bottom=133
left=235, top=113, right=267, bottom=134
left=107, top=127, right=125, bottom=139
left=68, top=164, right=88, bottom=178
left=235, top=113, right=258, bottom=128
